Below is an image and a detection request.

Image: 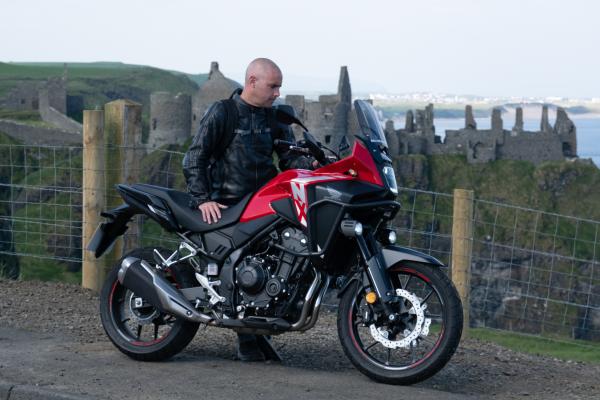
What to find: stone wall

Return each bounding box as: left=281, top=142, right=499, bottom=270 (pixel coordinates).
left=38, top=87, right=82, bottom=134
left=39, top=77, right=67, bottom=114
left=0, top=119, right=81, bottom=146
left=148, top=92, right=191, bottom=149
left=0, top=76, right=67, bottom=114
left=0, top=81, right=41, bottom=111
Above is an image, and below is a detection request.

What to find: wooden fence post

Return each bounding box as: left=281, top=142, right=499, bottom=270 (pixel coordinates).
left=451, top=188, right=474, bottom=336
left=82, top=110, right=105, bottom=292
left=102, top=100, right=143, bottom=274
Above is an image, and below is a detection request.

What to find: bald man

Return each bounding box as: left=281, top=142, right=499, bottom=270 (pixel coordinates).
left=182, top=58, right=316, bottom=361
left=184, top=58, right=315, bottom=223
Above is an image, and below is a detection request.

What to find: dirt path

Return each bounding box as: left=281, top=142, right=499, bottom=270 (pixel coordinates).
left=0, top=279, right=598, bottom=399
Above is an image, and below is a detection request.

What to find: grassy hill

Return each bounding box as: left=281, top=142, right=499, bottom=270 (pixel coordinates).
left=0, top=62, right=204, bottom=139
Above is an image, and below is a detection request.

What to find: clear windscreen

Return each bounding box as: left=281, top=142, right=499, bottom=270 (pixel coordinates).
left=354, top=100, right=388, bottom=148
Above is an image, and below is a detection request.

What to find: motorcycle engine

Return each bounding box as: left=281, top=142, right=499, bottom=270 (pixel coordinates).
left=235, top=227, right=311, bottom=318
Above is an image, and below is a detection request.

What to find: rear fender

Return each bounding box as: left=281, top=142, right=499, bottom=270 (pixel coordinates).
left=87, top=204, right=137, bottom=258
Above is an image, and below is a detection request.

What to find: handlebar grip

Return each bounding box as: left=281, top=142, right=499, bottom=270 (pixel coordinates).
left=274, top=139, right=295, bottom=147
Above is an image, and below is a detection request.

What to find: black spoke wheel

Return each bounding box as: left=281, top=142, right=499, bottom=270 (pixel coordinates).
left=337, top=263, right=463, bottom=385
left=100, top=247, right=200, bottom=361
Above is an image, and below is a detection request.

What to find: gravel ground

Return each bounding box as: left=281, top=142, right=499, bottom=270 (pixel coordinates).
left=1, top=279, right=599, bottom=399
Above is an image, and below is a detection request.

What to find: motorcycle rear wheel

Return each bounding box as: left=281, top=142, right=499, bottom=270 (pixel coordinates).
left=337, top=262, right=462, bottom=385
left=100, top=247, right=200, bottom=361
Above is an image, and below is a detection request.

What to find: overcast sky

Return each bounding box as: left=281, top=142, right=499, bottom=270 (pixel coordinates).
left=2, top=0, right=598, bottom=98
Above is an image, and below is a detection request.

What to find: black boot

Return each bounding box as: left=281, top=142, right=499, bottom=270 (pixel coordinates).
left=236, top=333, right=265, bottom=362
left=255, top=335, right=283, bottom=362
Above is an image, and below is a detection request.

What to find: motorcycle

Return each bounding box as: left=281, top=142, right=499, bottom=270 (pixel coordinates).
left=89, top=99, right=462, bottom=385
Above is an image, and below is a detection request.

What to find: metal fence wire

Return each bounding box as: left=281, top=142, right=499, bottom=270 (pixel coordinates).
left=470, top=199, right=600, bottom=341
left=1, top=142, right=599, bottom=341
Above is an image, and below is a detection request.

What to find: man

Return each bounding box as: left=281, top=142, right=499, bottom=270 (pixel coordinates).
left=182, top=58, right=316, bottom=361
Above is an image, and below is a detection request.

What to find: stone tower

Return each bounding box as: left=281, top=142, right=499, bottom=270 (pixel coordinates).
left=289, top=66, right=354, bottom=148
left=191, top=62, right=242, bottom=135
left=149, top=92, right=191, bottom=150
left=554, top=107, right=577, bottom=157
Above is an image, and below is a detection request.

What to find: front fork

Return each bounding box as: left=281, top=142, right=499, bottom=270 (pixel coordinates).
left=355, top=233, right=397, bottom=316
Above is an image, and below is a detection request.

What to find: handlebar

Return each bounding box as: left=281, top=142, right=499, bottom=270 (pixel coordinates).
left=273, top=139, right=312, bottom=155
left=274, top=138, right=334, bottom=166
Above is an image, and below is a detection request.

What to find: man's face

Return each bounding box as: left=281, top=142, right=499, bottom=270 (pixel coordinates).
left=252, top=67, right=282, bottom=107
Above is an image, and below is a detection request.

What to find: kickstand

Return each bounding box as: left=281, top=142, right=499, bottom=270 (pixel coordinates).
left=256, top=335, right=283, bottom=362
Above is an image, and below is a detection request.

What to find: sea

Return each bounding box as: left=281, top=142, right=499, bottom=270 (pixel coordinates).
left=391, top=116, right=600, bottom=167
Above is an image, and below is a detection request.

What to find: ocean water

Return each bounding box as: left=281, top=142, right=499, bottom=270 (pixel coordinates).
left=392, top=116, right=600, bottom=167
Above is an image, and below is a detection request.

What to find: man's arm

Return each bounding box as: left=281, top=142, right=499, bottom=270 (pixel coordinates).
left=182, top=102, right=226, bottom=207
left=275, top=125, right=316, bottom=171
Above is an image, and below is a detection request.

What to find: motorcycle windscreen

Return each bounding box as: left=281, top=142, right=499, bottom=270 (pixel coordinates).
left=353, top=99, right=388, bottom=148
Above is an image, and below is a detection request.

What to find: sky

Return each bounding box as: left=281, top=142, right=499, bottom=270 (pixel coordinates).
left=2, top=0, right=599, bottom=98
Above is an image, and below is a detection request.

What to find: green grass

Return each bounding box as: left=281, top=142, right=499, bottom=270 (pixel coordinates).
left=0, top=61, right=200, bottom=135
left=470, top=328, right=600, bottom=364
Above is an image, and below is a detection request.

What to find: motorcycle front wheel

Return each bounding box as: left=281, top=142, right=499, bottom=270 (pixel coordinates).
left=100, top=247, right=200, bottom=361
left=337, top=262, right=463, bottom=385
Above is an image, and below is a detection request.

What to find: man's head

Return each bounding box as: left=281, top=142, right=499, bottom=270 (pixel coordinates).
left=240, top=58, right=282, bottom=108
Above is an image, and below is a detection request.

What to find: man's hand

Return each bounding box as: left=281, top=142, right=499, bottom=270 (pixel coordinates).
left=198, top=201, right=228, bottom=224
left=311, top=160, right=320, bottom=169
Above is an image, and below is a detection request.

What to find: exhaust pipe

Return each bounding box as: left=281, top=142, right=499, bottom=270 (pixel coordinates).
left=118, top=257, right=212, bottom=324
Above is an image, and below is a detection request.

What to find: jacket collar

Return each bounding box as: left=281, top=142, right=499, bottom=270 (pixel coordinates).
left=234, top=93, right=270, bottom=114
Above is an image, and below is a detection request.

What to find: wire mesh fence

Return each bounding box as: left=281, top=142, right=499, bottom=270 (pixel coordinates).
left=0, top=143, right=184, bottom=282
left=1, top=141, right=600, bottom=341
left=470, top=199, right=600, bottom=341
left=394, top=186, right=600, bottom=341
left=0, top=143, right=83, bottom=281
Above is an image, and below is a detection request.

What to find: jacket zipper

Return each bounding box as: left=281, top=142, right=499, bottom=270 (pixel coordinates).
left=252, top=111, right=257, bottom=191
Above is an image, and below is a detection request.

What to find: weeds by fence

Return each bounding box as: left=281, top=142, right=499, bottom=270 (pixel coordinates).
left=1, top=141, right=599, bottom=341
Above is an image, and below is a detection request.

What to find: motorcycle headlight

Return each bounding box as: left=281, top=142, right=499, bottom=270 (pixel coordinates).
left=382, top=166, right=398, bottom=194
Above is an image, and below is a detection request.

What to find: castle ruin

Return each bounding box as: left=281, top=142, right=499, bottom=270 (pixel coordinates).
left=0, top=64, right=83, bottom=135
left=140, top=61, right=580, bottom=166
left=150, top=62, right=360, bottom=150
left=385, top=104, right=577, bottom=165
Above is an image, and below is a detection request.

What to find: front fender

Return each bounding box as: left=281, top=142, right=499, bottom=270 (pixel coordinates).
left=337, top=245, right=446, bottom=299
left=381, top=245, right=445, bottom=269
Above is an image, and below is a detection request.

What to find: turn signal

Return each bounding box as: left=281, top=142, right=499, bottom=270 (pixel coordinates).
left=365, top=292, right=377, bottom=304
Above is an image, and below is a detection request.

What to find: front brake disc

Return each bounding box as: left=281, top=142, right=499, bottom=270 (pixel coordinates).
left=368, top=288, right=431, bottom=349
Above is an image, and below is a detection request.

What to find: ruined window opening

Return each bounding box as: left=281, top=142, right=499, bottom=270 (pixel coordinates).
left=562, top=142, right=572, bottom=156
left=325, top=135, right=331, bottom=144
left=473, top=142, right=482, bottom=160
left=152, top=118, right=157, bottom=130
left=193, top=114, right=196, bottom=121
left=20, top=99, right=25, bottom=105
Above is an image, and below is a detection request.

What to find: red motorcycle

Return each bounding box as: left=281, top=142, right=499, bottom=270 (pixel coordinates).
left=89, top=100, right=462, bottom=385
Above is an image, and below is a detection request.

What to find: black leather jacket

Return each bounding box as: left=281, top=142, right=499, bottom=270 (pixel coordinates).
left=183, top=95, right=313, bottom=206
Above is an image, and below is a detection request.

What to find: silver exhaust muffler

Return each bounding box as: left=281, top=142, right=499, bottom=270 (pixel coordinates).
left=118, top=257, right=212, bottom=324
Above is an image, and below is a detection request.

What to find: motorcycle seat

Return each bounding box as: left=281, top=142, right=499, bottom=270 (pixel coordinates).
left=130, top=184, right=252, bottom=233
